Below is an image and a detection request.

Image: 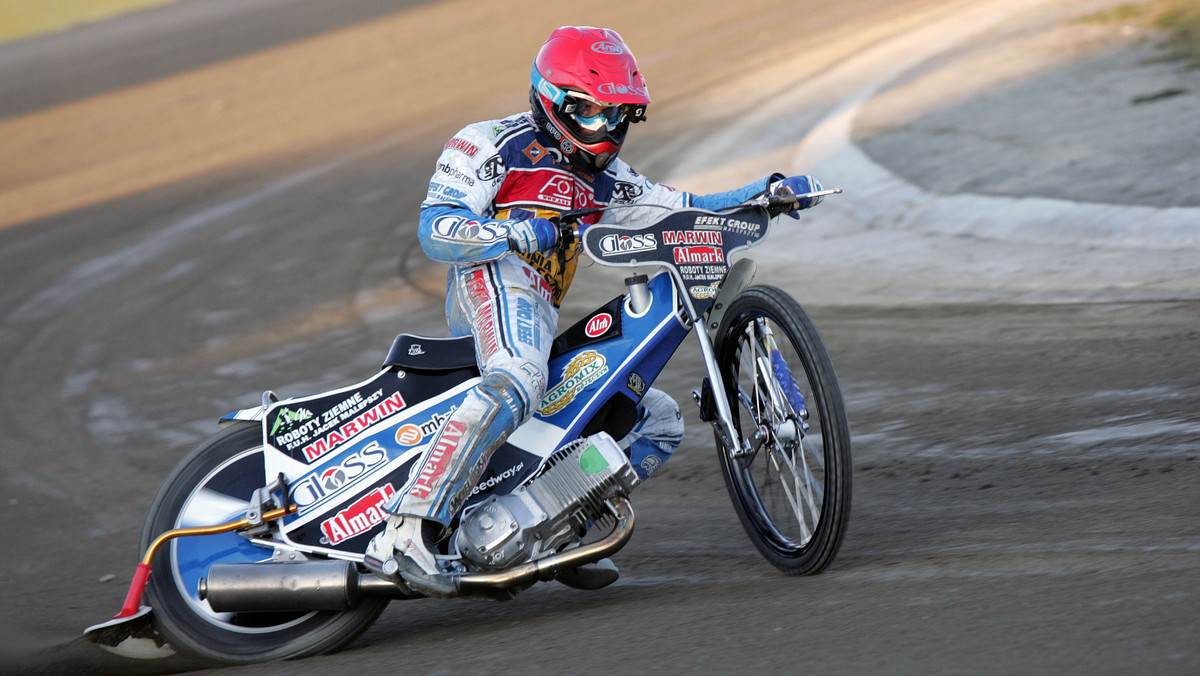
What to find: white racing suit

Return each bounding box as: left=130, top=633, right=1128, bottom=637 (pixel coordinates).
left=389, top=111, right=777, bottom=529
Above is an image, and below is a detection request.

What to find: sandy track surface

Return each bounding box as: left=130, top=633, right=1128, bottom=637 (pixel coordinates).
left=1, top=0, right=1196, bottom=673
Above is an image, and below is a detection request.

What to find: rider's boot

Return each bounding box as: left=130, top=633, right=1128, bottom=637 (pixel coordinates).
left=555, top=558, right=620, bottom=590
left=366, top=372, right=525, bottom=597
left=364, top=514, right=455, bottom=598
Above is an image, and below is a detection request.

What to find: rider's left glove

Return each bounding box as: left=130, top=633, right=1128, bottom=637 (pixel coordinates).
left=770, top=175, right=824, bottom=218
left=507, top=217, right=559, bottom=253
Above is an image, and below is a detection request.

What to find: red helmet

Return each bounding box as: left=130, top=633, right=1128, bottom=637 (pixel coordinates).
left=529, top=26, right=650, bottom=173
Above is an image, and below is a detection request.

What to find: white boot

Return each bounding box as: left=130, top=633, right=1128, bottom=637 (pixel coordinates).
left=364, top=515, right=456, bottom=598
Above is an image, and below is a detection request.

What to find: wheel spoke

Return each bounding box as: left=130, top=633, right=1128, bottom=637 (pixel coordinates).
left=765, top=444, right=812, bottom=542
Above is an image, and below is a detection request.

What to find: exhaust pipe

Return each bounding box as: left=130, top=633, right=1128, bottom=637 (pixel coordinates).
left=455, top=496, right=635, bottom=592
left=200, top=559, right=415, bottom=612
left=200, top=497, right=635, bottom=610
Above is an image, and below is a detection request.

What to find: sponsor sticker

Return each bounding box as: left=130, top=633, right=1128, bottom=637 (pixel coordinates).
left=585, top=313, right=613, bottom=338
left=409, top=420, right=468, bottom=499
left=477, top=155, right=504, bottom=182
left=662, top=230, right=722, bottom=246
left=539, top=350, right=608, bottom=416
left=269, top=406, right=313, bottom=437
left=431, top=215, right=508, bottom=245
left=320, top=484, right=397, bottom=545
left=523, top=140, right=548, bottom=164
left=469, top=462, right=525, bottom=497
left=673, top=246, right=724, bottom=265
left=694, top=215, right=762, bottom=235
left=444, top=137, right=479, bottom=157
left=598, top=82, right=647, bottom=97
left=627, top=371, right=646, bottom=397
left=394, top=407, right=456, bottom=447
left=598, top=233, right=656, bottom=256
left=538, top=174, right=577, bottom=208
left=291, top=441, right=389, bottom=508
left=301, top=393, right=407, bottom=463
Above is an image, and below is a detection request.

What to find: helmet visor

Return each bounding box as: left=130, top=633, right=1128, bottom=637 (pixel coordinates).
left=564, top=95, right=625, bottom=133
left=532, top=65, right=648, bottom=136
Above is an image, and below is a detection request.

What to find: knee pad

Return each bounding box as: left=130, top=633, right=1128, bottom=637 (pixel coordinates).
left=478, top=363, right=547, bottom=428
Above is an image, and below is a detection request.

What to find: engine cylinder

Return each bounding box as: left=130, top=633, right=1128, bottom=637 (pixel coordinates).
left=456, top=433, right=639, bottom=571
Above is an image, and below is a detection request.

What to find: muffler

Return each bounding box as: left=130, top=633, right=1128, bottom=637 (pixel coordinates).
left=200, top=559, right=412, bottom=612
left=199, top=497, right=635, bottom=610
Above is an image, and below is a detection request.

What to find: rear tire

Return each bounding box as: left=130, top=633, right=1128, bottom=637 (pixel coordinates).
left=141, top=423, right=388, bottom=664
left=713, top=286, right=851, bottom=575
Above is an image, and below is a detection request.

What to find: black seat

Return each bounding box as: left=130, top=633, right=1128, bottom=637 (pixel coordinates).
left=383, top=334, right=478, bottom=372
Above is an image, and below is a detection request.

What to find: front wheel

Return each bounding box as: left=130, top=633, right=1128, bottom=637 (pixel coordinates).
left=713, top=286, right=851, bottom=575
left=141, top=423, right=388, bottom=664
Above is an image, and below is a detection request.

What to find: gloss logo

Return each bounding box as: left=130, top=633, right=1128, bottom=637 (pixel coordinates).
left=585, top=313, right=612, bottom=338
left=598, top=233, right=656, bottom=256
left=598, top=82, right=648, bottom=98
left=291, top=441, right=388, bottom=508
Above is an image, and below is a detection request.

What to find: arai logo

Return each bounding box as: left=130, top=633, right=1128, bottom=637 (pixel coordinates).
left=591, top=41, right=624, bottom=55
left=585, top=313, right=613, bottom=338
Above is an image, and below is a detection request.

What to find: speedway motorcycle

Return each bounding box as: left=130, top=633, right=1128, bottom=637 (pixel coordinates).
left=86, top=188, right=852, bottom=664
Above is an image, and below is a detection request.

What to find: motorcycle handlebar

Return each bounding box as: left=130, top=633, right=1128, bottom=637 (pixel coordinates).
left=552, top=207, right=603, bottom=246
left=762, top=186, right=843, bottom=209
left=527, top=187, right=844, bottom=251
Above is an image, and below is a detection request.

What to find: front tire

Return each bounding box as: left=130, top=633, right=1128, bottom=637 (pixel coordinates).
left=141, top=423, right=388, bottom=664
left=714, top=286, right=851, bottom=575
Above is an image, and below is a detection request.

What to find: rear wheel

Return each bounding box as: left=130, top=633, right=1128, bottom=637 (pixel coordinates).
left=713, top=286, right=851, bottom=575
left=141, top=423, right=388, bottom=664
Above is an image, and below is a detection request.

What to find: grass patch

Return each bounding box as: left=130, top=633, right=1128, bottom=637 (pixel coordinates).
left=1082, top=0, right=1200, bottom=66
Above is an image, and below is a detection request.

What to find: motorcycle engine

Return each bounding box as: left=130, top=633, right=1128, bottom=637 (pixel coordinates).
left=455, top=433, right=639, bottom=571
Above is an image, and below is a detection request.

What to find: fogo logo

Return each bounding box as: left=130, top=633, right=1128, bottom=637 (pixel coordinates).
left=320, top=484, right=397, bottom=545
left=290, top=441, right=388, bottom=508
left=537, top=174, right=578, bottom=208
left=598, top=233, right=656, bottom=256
left=585, top=313, right=612, bottom=338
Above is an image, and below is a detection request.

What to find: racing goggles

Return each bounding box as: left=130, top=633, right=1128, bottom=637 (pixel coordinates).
left=533, top=66, right=647, bottom=132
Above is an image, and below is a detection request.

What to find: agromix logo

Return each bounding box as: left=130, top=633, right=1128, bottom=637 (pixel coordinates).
left=538, top=350, right=608, bottom=416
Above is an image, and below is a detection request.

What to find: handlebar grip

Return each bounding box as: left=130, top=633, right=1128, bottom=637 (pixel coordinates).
left=766, top=186, right=844, bottom=209
left=766, top=194, right=800, bottom=209
left=555, top=207, right=605, bottom=226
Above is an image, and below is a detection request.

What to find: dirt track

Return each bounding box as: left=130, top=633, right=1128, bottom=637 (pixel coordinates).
left=0, top=0, right=1197, bottom=674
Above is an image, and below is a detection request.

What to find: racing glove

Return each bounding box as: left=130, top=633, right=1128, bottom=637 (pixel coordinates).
left=508, top=217, right=559, bottom=254
left=769, top=175, right=825, bottom=218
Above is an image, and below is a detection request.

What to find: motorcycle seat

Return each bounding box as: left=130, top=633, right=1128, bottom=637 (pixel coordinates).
left=383, top=334, right=478, bottom=372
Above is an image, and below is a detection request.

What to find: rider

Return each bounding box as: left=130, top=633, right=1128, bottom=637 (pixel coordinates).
left=366, top=26, right=824, bottom=597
